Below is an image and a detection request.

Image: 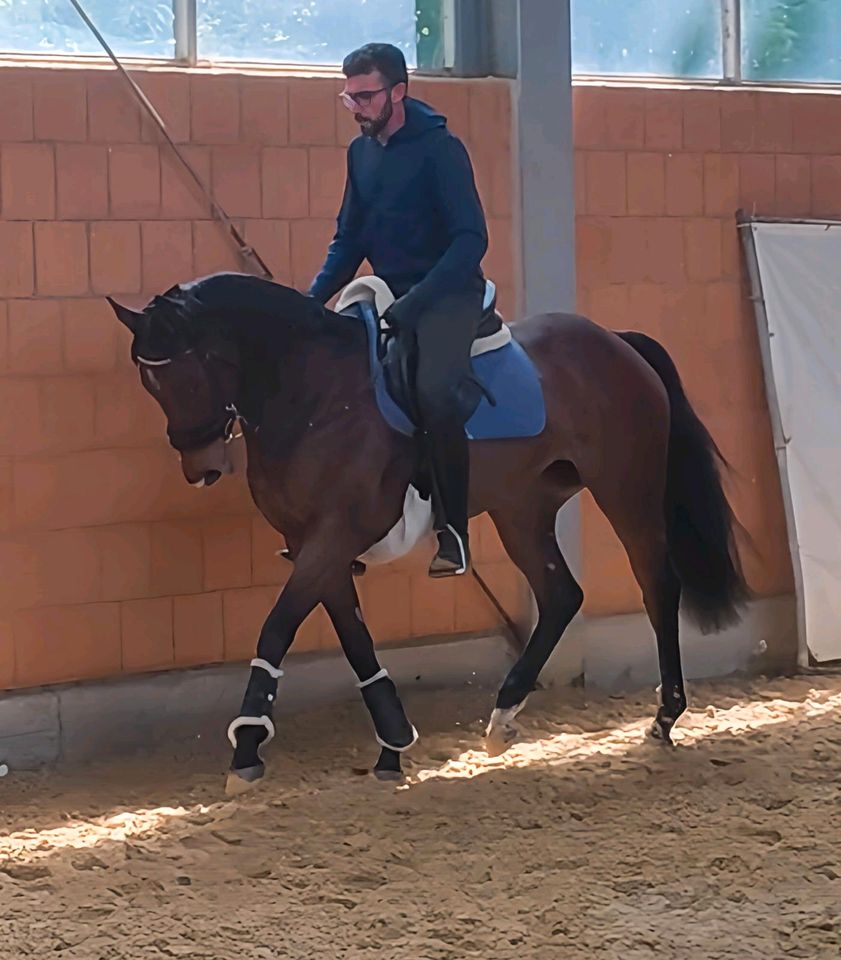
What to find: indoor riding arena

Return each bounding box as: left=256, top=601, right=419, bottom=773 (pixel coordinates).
left=3, top=2, right=841, bottom=958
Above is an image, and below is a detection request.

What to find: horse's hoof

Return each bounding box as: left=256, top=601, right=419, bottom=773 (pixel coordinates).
left=225, top=764, right=265, bottom=797
left=373, top=768, right=404, bottom=783
left=484, top=702, right=526, bottom=755
left=647, top=721, right=675, bottom=748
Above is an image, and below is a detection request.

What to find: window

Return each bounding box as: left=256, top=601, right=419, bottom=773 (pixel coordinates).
left=570, top=0, right=722, bottom=79
left=0, top=0, right=175, bottom=58
left=742, top=0, right=840, bottom=82
left=195, top=0, right=418, bottom=66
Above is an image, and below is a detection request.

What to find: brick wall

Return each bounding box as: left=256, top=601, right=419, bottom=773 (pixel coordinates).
left=572, top=83, right=833, bottom=615
left=0, top=65, right=521, bottom=691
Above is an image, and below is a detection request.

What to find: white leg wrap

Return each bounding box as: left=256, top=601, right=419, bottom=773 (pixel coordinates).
left=357, top=667, right=389, bottom=689
left=227, top=715, right=276, bottom=750
left=376, top=724, right=420, bottom=753
left=251, top=658, right=284, bottom=680
left=485, top=699, right=528, bottom=737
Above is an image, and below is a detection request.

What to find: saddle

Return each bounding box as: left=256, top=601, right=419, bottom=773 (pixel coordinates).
left=335, top=276, right=511, bottom=424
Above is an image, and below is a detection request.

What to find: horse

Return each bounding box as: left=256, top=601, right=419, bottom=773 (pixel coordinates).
left=107, top=271, right=749, bottom=795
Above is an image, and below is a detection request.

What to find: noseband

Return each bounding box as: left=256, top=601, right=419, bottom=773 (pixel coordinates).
left=135, top=349, right=244, bottom=453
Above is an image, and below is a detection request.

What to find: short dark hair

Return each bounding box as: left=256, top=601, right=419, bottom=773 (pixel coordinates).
left=343, top=42, right=408, bottom=88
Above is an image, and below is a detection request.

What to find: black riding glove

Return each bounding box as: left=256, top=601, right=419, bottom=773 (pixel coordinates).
left=383, top=295, right=420, bottom=334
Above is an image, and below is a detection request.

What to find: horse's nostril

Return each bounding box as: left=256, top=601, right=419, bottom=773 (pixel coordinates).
left=204, top=470, right=222, bottom=487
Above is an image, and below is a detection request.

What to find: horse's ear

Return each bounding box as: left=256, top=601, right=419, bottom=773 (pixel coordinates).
left=106, top=296, right=142, bottom=333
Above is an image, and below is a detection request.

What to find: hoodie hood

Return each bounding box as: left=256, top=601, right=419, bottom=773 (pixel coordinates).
left=391, top=96, right=447, bottom=142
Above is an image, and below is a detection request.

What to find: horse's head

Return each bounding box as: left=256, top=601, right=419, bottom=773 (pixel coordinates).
left=107, top=289, right=241, bottom=488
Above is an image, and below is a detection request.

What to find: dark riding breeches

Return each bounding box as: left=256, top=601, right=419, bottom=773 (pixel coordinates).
left=405, top=288, right=484, bottom=537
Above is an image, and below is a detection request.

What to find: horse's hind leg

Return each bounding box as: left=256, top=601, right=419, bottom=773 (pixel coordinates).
left=590, top=483, right=685, bottom=745
left=485, top=490, right=583, bottom=751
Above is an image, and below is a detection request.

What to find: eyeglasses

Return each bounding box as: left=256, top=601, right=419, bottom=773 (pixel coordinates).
left=338, top=86, right=391, bottom=110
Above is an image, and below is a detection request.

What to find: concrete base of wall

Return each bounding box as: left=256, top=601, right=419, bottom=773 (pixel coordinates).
left=0, top=595, right=796, bottom=772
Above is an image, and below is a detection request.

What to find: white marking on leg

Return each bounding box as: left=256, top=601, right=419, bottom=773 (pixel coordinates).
left=357, top=667, right=389, bottom=689
left=376, top=724, right=419, bottom=753
left=485, top=698, right=528, bottom=738
left=226, top=715, right=275, bottom=749
left=250, top=658, right=284, bottom=679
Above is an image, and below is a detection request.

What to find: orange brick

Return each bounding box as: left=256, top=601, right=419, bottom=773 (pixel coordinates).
left=7, top=530, right=101, bottom=610
left=573, top=86, right=607, bottom=149
left=174, top=592, right=224, bottom=665
left=644, top=90, right=682, bottom=150
left=223, top=585, right=278, bottom=661
left=410, top=574, right=456, bottom=639
left=8, top=299, right=62, bottom=374
left=607, top=216, right=648, bottom=284
left=38, top=377, right=96, bottom=453
left=721, top=219, right=741, bottom=280
left=739, top=154, right=776, bottom=216
left=150, top=521, right=204, bottom=596
left=211, top=146, right=261, bottom=218
left=192, top=220, right=242, bottom=276
left=811, top=156, right=841, bottom=216
left=243, top=220, right=292, bottom=284
left=122, top=598, right=174, bottom=673
left=0, top=379, right=41, bottom=458
left=202, top=517, right=252, bottom=591
left=290, top=219, right=336, bottom=289
left=720, top=91, right=756, bottom=152
left=0, top=301, right=7, bottom=373
left=574, top=152, right=587, bottom=215
left=626, top=153, right=665, bottom=215
left=288, top=79, right=336, bottom=146
left=359, top=572, right=412, bottom=645
left=587, top=284, right=630, bottom=328
left=754, top=92, right=793, bottom=153
left=93, top=372, right=163, bottom=447
left=585, top=152, right=626, bottom=215
left=682, top=90, right=721, bottom=152
left=33, top=71, right=87, bottom=141
left=141, top=220, right=193, bottom=292
left=0, top=459, right=12, bottom=536
left=0, top=222, right=35, bottom=297
left=792, top=94, right=841, bottom=154
left=191, top=75, right=240, bottom=143
left=603, top=88, right=645, bottom=149
left=0, top=70, right=34, bottom=140
left=56, top=144, right=109, bottom=219
left=454, top=573, right=496, bottom=633
left=645, top=219, right=685, bottom=283
left=87, top=73, right=141, bottom=142
left=90, top=221, right=141, bottom=295
left=775, top=155, right=811, bottom=217
left=35, top=222, right=89, bottom=296
left=665, top=153, right=704, bottom=216
left=0, top=619, right=13, bottom=690
left=1, top=144, right=55, bottom=219
left=62, top=297, right=118, bottom=373
left=308, top=146, right=346, bottom=219
left=484, top=218, right=514, bottom=289
left=251, top=514, right=286, bottom=586
left=684, top=218, right=722, bottom=282
left=575, top=217, right=611, bottom=287
left=109, top=145, right=161, bottom=218
left=262, top=147, right=309, bottom=218
left=13, top=603, right=121, bottom=687
left=241, top=77, right=289, bottom=145
left=95, top=524, right=152, bottom=601
left=704, top=154, right=740, bottom=217
left=490, top=142, right=512, bottom=218
left=139, top=72, right=191, bottom=143
left=161, top=146, right=212, bottom=219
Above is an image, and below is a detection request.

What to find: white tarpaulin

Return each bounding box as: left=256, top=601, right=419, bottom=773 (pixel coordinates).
left=743, top=219, right=841, bottom=664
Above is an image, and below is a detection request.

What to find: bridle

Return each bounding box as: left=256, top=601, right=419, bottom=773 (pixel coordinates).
left=135, top=347, right=245, bottom=453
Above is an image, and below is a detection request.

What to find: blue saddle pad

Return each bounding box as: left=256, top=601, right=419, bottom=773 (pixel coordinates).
left=352, top=302, right=546, bottom=441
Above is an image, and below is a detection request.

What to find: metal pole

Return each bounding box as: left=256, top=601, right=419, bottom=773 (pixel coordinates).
left=721, top=0, right=742, bottom=82
left=173, top=0, right=197, bottom=66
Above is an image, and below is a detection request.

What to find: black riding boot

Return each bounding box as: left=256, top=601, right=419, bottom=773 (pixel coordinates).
left=426, top=420, right=471, bottom=578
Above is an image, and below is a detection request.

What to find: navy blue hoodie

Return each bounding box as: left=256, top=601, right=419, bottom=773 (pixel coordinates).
left=308, top=97, right=488, bottom=317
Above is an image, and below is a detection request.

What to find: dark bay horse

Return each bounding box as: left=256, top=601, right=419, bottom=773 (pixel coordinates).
left=107, top=272, right=748, bottom=795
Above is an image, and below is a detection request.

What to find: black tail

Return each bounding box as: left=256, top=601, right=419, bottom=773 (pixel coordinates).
left=618, top=331, right=751, bottom=634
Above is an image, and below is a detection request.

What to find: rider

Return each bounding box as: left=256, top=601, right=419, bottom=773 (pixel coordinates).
left=307, top=42, right=489, bottom=578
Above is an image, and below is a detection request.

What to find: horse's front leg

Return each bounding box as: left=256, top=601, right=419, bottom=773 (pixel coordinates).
left=225, top=563, right=323, bottom=796
left=322, top=574, right=417, bottom=781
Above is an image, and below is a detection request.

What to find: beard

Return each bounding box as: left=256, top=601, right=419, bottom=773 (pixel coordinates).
left=356, top=95, right=393, bottom=139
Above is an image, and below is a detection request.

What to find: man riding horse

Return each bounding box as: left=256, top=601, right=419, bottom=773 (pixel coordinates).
left=307, top=42, right=488, bottom=579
